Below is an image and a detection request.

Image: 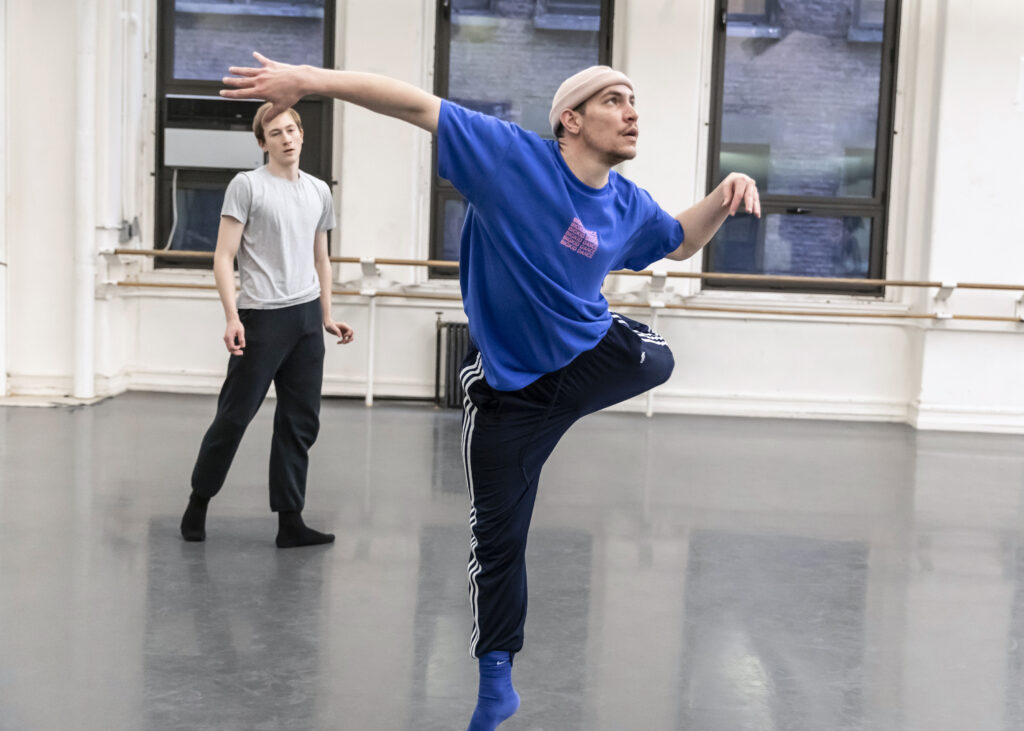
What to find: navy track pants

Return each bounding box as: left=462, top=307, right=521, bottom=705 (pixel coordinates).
left=459, top=313, right=674, bottom=658
left=191, top=299, right=325, bottom=513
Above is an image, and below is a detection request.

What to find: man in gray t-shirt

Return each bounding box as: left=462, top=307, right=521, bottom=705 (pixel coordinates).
left=180, top=102, right=354, bottom=548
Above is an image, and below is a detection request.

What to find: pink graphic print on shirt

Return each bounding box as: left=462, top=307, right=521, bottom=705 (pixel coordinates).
left=560, top=217, right=599, bottom=259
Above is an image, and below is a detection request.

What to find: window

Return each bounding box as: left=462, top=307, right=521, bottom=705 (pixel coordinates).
left=429, top=0, right=615, bottom=267
left=155, top=0, right=336, bottom=267
left=705, top=0, right=900, bottom=293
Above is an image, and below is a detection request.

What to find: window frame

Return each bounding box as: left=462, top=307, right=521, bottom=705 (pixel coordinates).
left=703, top=0, right=902, bottom=295
left=154, top=0, right=337, bottom=269
left=428, top=0, right=616, bottom=274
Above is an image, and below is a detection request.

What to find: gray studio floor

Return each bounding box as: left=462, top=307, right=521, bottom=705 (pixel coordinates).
left=3, top=392, right=1024, bottom=730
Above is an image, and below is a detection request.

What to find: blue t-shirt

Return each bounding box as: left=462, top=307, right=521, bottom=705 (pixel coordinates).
left=437, top=100, right=685, bottom=391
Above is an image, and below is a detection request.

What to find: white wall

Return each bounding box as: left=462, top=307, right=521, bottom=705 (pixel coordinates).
left=7, top=1, right=78, bottom=393
left=909, top=0, right=1024, bottom=432
left=4, top=0, right=1024, bottom=433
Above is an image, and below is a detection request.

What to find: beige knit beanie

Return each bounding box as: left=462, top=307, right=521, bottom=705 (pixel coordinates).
left=548, top=65, right=634, bottom=135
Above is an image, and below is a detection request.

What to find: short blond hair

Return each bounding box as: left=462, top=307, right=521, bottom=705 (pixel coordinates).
left=252, top=103, right=303, bottom=143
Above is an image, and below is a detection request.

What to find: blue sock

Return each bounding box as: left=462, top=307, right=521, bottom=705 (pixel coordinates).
left=467, top=650, right=520, bottom=731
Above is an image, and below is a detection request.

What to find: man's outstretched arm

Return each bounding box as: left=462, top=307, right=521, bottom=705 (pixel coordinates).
left=221, top=52, right=442, bottom=134
left=666, top=173, right=761, bottom=261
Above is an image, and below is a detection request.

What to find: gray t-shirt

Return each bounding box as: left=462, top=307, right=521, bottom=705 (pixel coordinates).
left=221, top=166, right=335, bottom=310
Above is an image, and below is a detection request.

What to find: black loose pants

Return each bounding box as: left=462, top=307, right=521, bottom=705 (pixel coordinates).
left=191, top=299, right=325, bottom=512
left=460, top=313, right=674, bottom=658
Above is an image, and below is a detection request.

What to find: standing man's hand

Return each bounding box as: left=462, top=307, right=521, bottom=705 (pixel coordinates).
left=324, top=319, right=354, bottom=345
left=221, top=52, right=305, bottom=123
left=224, top=317, right=246, bottom=355
left=720, top=172, right=761, bottom=218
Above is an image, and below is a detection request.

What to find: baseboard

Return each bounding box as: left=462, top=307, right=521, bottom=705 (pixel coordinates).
left=909, top=402, right=1024, bottom=434
left=3, top=372, right=127, bottom=404
left=125, top=369, right=434, bottom=400
left=609, top=388, right=911, bottom=423
left=128, top=368, right=228, bottom=395
left=6, top=375, right=74, bottom=398
left=13, top=370, right=1024, bottom=434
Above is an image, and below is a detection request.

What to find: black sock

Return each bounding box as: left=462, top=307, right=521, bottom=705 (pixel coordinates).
left=276, top=511, right=335, bottom=549
left=180, top=491, right=210, bottom=542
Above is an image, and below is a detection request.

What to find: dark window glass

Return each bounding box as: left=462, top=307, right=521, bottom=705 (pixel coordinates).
left=439, top=196, right=469, bottom=263
left=156, top=2, right=335, bottom=268
left=731, top=0, right=767, bottom=12
left=729, top=0, right=769, bottom=20
left=169, top=185, right=226, bottom=252
left=718, top=5, right=885, bottom=198
left=172, top=0, right=325, bottom=81
left=542, top=0, right=602, bottom=30
left=547, top=0, right=600, bottom=13
left=453, top=0, right=494, bottom=12
left=857, top=0, right=886, bottom=27
left=710, top=213, right=872, bottom=279
left=726, top=0, right=778, bottom=34
left=706, top=0, right=898, bottom=292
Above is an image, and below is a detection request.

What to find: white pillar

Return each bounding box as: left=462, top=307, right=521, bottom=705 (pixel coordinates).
left=74, top=0, right=97, bottom=398
left=0, top=0, right=8, bottom=397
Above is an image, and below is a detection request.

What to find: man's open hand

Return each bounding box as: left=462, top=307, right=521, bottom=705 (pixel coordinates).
left=221, top=51, right=305, bottom=123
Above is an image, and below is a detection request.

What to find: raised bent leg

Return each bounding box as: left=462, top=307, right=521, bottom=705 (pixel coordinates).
left=461, top=313, right=673, bottom=656
left=460, top=315, right=674, bottom=729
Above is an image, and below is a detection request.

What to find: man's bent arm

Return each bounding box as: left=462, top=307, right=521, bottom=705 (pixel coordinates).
left=222, top=52, right=441, bottom=133
left=666, top=173, right=760, bottom=261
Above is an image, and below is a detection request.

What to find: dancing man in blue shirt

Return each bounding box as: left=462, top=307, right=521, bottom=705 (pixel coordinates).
left=222, top=53, right=760, bottom=730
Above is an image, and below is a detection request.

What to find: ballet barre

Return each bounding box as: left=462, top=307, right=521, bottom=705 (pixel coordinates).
left=110, top=247, right=1024, bottom=413
left=110, top=248, right=1024, bottom=290
left=109, top=249, right=1024, bottom=412
left=110, top=248, right=1024, bottom=321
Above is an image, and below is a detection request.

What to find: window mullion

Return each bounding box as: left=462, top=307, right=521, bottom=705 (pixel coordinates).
left=755, top=196, right=888, bottom=215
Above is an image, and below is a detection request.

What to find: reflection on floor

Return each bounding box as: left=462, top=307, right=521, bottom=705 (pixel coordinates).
left=2, top=392, right=1024, bottom=730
